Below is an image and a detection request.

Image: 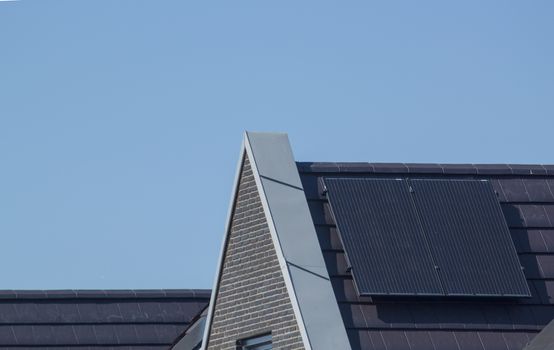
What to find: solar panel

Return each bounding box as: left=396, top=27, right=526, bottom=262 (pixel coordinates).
left=323, top=177, right=530, bottom=298
left=409, top=179, right=530, bottom=297
left=324, top=178, right=443, bottom=296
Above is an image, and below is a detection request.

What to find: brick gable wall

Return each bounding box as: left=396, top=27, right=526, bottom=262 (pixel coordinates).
left=206, top=156, right=305, bottom=350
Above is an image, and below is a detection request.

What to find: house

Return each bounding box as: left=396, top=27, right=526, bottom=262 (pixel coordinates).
left=3, top=131, right=554, bottom=350
left=187, top=132, right=554, bottom=350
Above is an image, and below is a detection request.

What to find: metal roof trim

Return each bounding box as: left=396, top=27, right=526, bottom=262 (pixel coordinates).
left=245, top=131, right=352, bottom=350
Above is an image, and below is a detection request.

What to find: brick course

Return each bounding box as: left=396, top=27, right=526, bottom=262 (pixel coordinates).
left=206, top=156, right=305, bottom=350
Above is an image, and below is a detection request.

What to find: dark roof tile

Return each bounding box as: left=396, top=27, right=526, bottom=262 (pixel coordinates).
left=405, top=330, right=435, bottom=349
left=371, top=163, right=409, bottom=173
left=537, top=255, right=554, bottom=279
left=377, top=303, right=415, bottom=328
left=316, top=226, right=344, bottom=251
left=543, top=165, right=554, bottom=175
left=410, top=304, right=440, bottom=329
left=360, top=304, right=391, bottom=329
left=91, top=325, right=118, bottom=345
left=0, top=325, right=17, bottom=344
left=299, top=175, right=321, bottom=199
left=331, top=279, right=358, bottom=302
left=33, top=324, right=56, bottom=344
left=520, top=255, right=543, bottom=279
left=478, top=331, right=507, bottom=350
left=541, top=229, right=554, bottom=252
left=454, top=331, right=485, bottom=350
left=521, top=206, right=551, bottom=227
left=508, top=305, right=538, bottom=330
left=405, top=163, right=444, bottom=174
left=429, top=331, right=460, bottom=350
left=323, top=251, right=349, bottom=276
left=12, top=325, right=35, bottom=345
left=530, top=305, right=554, bottom=326
left=500, top=179, right=530, bottom=202
left=524, top=180, right=554, bottom=202
left=510, top=229, right=548, bottom=253
left=337, top=162, right=374, bottom=173
left=155, top=324, right=182, bottom=341
left=298, top=162, right=340, bottom=172
left=339, top=303, right=367, bottom=329
left=51, top=325, right=78, bottom=345
left=501, top=204, right=526, bottom=227
left=544, top=205, right=554, bottom=226
left=346, top=330, right=374, bottom=350
left=381, top=330, right=411, bottom=350
left=134, top=323, right=161, bottom=343
left=510, top=164, right=548, bottom=176
left=476, top=164, right=514, bottom=175
left=440, top=164, right=479, bottom=175
left=368, top=331, right=388, bottom=350
left=503, top=332, right=530, bottom=350
left=532, top=281, right=554, bottom=305
left=113, top=324, right=139, bottom=343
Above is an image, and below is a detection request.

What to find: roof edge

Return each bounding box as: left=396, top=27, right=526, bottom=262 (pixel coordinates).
left=0, top=289, right=211, bottom=300
left=297, top=162, right=554, bottom=176
left=201, top=138, right=248, bottom=350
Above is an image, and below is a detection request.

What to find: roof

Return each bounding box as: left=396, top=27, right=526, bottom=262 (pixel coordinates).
left=172, top=306, right=208, bottom=350
left=298, top=162, right=554, bottom=350
left=0, top=289, right=210, bottom=349
left=525, top=319, right=554, bottom=350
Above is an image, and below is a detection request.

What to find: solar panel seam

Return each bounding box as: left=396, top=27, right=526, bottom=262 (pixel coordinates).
left=405, top=179, right=447, bottom=296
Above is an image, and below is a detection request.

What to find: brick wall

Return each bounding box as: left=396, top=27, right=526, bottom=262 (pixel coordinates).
left=206, top=156, right=305, bottom=350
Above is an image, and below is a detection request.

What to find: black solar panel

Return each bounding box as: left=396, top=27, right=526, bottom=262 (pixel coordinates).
left=324, top=178, right=443, bottom=296
left=410, top=179, right=530, bottom=297
left=323, top=177, right=530, bottom=297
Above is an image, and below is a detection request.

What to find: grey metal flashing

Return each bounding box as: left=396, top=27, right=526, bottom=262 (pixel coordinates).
left=173, top=308, right=208, bottom=350
left=245, top=131, right=352, bottom=350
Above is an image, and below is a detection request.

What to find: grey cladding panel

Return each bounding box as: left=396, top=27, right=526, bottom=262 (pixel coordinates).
left=324, top=178, right=443, bottom=296
left=410, top=179, right=531, bottom=297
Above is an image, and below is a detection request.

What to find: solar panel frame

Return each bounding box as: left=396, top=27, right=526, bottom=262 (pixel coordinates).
left=323, top=177, right=444, bottom=296
left=409, top=179, right=530, bottom=297
left=323, top=177, right=530, bottom=298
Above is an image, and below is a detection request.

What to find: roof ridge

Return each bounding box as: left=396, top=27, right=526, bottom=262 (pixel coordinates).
left=297, top=162, right=554, bottom=176
left=0, top=289, right=211, bottom=300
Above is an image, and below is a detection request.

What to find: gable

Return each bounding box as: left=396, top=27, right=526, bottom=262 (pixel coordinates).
left=205, top=155, right=304, bottom=349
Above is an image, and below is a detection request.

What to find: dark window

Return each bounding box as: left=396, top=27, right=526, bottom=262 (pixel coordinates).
left=237, top=333, right=272, bottom=350
left=323, top=177, right=530, bottom=298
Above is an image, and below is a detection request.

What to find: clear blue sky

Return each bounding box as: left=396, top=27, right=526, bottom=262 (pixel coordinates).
left=1, top=1, right=553, bottom=289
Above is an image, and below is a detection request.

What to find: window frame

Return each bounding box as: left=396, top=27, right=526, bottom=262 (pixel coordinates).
left=236, top=333, right=272, bottom=350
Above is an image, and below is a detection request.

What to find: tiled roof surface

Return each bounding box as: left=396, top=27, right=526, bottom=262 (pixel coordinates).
left=0, top=289, right=210, bottom=349
left=298, top=162, right=554, bottom=350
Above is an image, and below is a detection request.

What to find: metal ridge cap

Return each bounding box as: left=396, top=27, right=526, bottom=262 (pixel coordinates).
left=0, top=289, right=212, bottom=300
